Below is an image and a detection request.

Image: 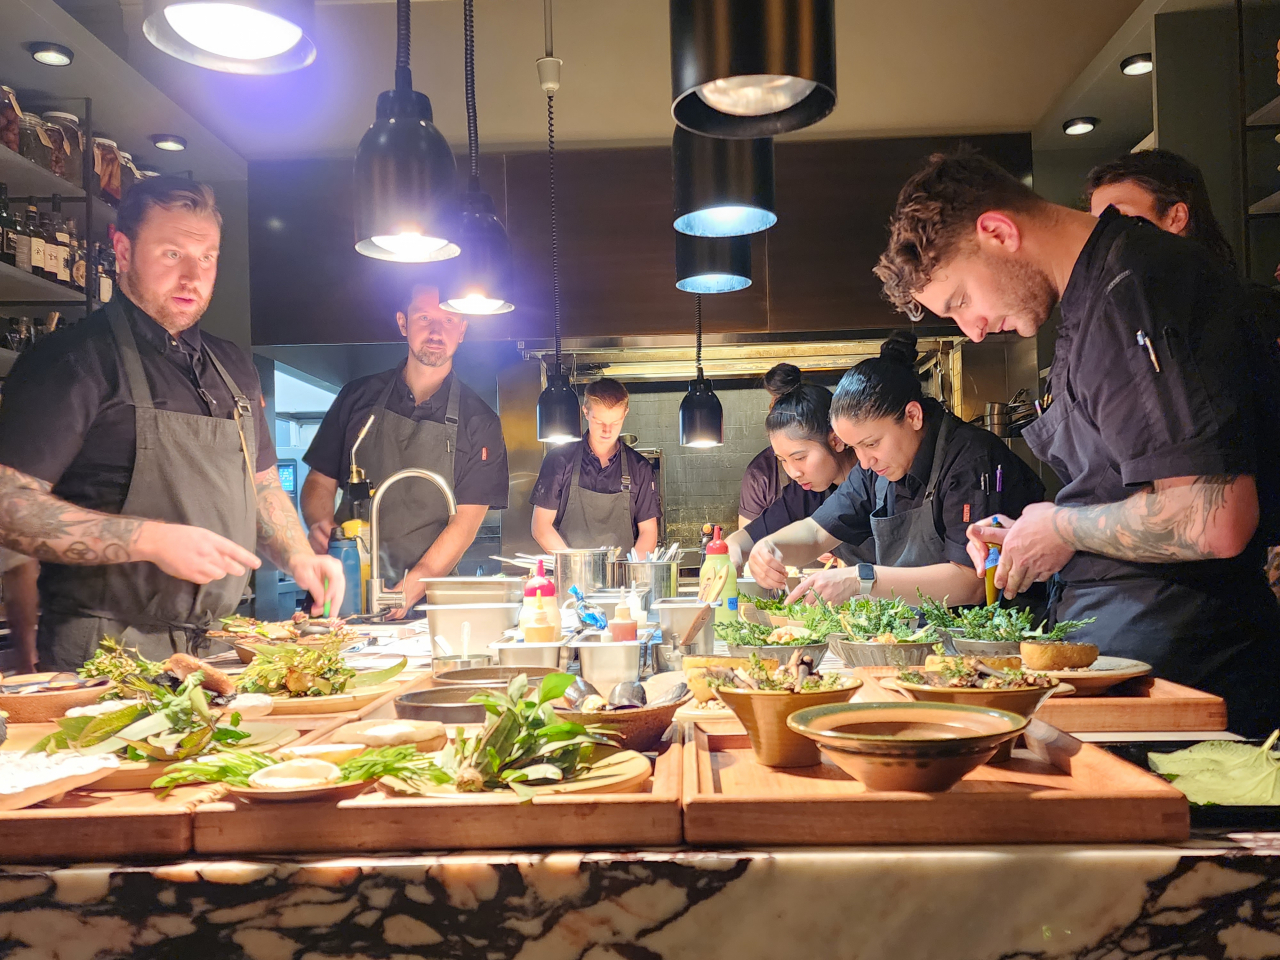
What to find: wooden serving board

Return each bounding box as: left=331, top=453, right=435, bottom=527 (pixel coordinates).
left=682, top=718, right=1188, bottom=846
left=192, top=737, right=683, bottom=855
left=853, top=666, right=1227, bottom=733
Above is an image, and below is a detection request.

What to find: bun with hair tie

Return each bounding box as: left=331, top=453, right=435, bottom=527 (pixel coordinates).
left=879, top=330, right=919, bottom=369
left=763, top=362, right=804, bottom=399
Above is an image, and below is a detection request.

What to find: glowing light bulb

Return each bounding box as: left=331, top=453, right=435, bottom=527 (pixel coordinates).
left=697, top=75, right=817, bottom=117
left=372, top=233, right=449, bottom=260
left=1063, top=117, right=1097, bottom=136
left=674, top=204, right=777, bottom=238
left=445, top=293, right=508, bottom=315
left=164, top=3, right=303, bottom=60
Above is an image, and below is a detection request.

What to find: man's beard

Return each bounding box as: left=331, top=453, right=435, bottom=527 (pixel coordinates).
left=989, top=252, right=1058, bottom=336
left=411, top=344, right=450, bottom=368
left=124, top=267, right=210, bottom=331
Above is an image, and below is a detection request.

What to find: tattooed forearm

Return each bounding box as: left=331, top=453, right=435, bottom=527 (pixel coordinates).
left=254, top=467, right=313, bottom=570
left=0, top=464, right=145, bottom=565
left=1053, top=474, right=1253, bottom=563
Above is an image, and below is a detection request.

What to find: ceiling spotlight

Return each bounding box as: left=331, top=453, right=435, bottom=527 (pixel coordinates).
left=151, top=134, right=187, bottom=152
left=28, top=42, right=73, bottom=67
left=675, top=234, right=751, bottom=293
left=673, top=126, right=776, bottom=237
left=143, top=0, right=316, bottom=74
left=1063, top=117, right=1098, bottom=137
left=1121, top=54, right=1153, bottom=77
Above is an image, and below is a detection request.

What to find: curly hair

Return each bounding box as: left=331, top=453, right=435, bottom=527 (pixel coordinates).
left=874, top=149, right=1041, bottom=317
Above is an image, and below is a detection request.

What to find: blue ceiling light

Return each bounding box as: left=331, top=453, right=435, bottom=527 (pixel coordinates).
left=143, top=0, right=316, bottom=74
left=673, top=125, right=776, bottom=237
left=675, top=233, right=751, bottom=293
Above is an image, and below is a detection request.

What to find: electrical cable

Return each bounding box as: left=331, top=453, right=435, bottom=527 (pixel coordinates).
left=394, top=0, right=410, bottom=90
left=463, top=0, right=479, bottom=180
left=695, top=294, right=703, bottom=376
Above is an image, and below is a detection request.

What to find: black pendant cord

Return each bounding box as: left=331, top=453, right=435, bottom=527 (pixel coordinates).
left=463, top=0, right=479, bottom=182
left=695, top=294, right=703, bottom=378
left=394, top=0, right=411, bottom=92
left=548, top=91, right=562, bottom=367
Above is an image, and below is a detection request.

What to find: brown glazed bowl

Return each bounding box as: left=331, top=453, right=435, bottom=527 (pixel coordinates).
left=717, top=681, right=862, bottom=767
left=553, top=692, right=691, bottom=753
left=891, top=679, right=1060, bottom=762
left=787, top=701, right=1028, bottom=792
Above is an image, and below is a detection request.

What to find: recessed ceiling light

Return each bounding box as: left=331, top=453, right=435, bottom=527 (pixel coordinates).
left=1063, top=117, right=1098, bottom=136
left=151, top=134, right=187, bottom=151
left=29, top=42, right=73, bottom=67
left=1121, top=54, right=1153, bottom=76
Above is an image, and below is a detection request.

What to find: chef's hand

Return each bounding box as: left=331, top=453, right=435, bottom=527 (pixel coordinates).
left=747, top=539, right=788, bottom=590
left=978, top=503, right=1075, bottom=599
left=965, top=514, right=1012, bottom=577
left=137, top=522, right=261, bottom=584
left=308, top=518, right=337, bottom=555
left=290, top=553, right=346, bottom=617
left=386, top=565, right=430, bottom=621
left=786, top=568, right=859, bottom=605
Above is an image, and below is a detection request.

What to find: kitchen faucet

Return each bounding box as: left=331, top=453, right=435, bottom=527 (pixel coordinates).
left=367, top=468, right=458, bottom=614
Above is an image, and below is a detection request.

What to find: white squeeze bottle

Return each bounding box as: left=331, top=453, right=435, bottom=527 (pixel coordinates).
left=518, top=559, right=561, bottom=638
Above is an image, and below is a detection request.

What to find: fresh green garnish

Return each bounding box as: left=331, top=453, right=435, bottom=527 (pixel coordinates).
left=236, top=640, right=405, bottom=697
left=77, top=638, right=166, bottom=688
left=151, top=751, right=279, bottom=794
left=1149, top=731, right=1280, bottom=805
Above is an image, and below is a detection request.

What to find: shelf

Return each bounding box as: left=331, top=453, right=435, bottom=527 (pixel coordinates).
left=1248, top=93, right=1280, bottom=127
left=0, top=144, right=116, bottom=237
left=0, top=260, right=87, bottom=306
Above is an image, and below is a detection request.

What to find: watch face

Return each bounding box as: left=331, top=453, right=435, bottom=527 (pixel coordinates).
left=857, top=563, right=876, bottom=582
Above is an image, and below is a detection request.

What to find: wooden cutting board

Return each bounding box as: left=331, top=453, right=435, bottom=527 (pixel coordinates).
left=853, top=666, right=1227, bottom=733
left=682, top=718, right=1188, bottom=846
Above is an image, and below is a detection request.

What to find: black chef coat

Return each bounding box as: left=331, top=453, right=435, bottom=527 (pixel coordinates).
left=1025, top=208, right=1280, bottom=736
left=530, top=436, right=660, bottom=543
left=739, top=446, right=782, bottom=519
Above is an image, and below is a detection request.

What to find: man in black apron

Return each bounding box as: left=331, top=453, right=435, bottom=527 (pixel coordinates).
left=877, top=150, right=1280, bottom=735
left=530, top=378, right=661, bottom=555
left=301, top=285, right=509, bottom=619
left=0, top=177, right=343, bottom=670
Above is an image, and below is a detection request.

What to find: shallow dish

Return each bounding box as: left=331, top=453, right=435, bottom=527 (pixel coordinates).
left=264, top=680, right=403, bottom=716
left=553, top=690, right=692, bottom=753
left=787, top=701, right=1028, bottom=792
left=723, top=641, right=828, bottom=668
left=341, top=719, right=447, bottom=752
left=0, top=674, right=113, bottom=724
left=1038, top=656, right=1152, bottom=696
left=892, top=679, right=1061, bottom=718
left=387, top=747, right=652, bottom=797
left=395, top=687, right=492, bottom=723
left=951, top=636, right=1023, bottom=658
left=828, top=636, right=933, bottom=669
left=232, top=636, right=364, bottom=665
left=226, top=779, right=375, bottom=804
left=717, top=681, right=862, bottom=767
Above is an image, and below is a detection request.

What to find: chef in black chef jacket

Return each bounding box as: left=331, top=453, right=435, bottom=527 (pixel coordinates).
left=737, top=365, right=799, bottom=527
left=878, top=149, right=1280, bottom=736
left=0, top=177, right=343, bottom=670
left=301, top=284, right=509, bottom=619
left=529, top=378, right=660, bottom=556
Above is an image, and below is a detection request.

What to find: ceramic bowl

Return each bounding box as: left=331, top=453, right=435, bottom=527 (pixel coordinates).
left=828, top=636, right=934, bottom=668
left=395, top=686, right=494, bottom=723
left=682, top=655, right=781, bottom=703
left=950, top=636, right=1023, bottom=658
left=553, top=692, right=692, bottom=753
left=786, top=701, right=1028, bottom=791
left=923, top=654, right=1022, bottom=672
left=717, top=681, right=862, bottom=767
left=0, top=674, right=112, bottom=724
left=723, top=641, right=829, bottom=668
left=891, top=677, right=1058, bottom=761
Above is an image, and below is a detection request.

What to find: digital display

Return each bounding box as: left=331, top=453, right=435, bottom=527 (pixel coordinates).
left=278, top=460, right=297, bottom=494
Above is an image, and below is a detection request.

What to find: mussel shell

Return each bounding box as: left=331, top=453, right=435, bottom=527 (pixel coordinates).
left=607, top=680, right=647, bottom=710
left=649, top=681, right=689, bottom=707
left=562, top=677, right=601, bottom=710
left=297, top=623, right=333, bottom=637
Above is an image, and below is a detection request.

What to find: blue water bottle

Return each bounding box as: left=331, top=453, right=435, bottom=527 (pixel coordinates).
left=327, top=531, right=362, bottom=617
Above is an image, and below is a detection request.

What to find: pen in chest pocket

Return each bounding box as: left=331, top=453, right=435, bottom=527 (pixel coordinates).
left=1136, top=330, right=1161, bottom=373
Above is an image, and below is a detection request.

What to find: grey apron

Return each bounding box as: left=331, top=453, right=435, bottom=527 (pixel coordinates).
left=37, top=300, right=258, bottom=670
left=868, top=415, right=953, bottom=567
left=557, top=442, right=636, bottom=551
left=336, top=365, right=458, bottom=586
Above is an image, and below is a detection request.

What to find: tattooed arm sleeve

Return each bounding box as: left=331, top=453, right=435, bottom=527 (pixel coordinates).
left=253, top=467, right=313, bottom=571
left=0, top=464, right=145, bottom=564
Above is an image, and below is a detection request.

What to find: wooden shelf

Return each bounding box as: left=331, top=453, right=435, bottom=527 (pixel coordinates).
left=1248, top=93, right=1280, bottom=126
left=0, top=260, right=86, bottom=305
left=0, top=143, right=116, bottom=236
left=1249, top=190, right=1280, bottom=216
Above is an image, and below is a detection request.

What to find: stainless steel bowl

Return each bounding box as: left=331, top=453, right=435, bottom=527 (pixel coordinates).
left=488, top=640, right=569, bottom=670
left=431, top=666, right=558, bottom=686
left=395, top=686, right=493, bottom=723
left=552, top=548, right=613, bottom=600
left=420, top=577, right=524, bottom=605
left=725, top=641, right=829, bottom=666
left=570, top=641, right=641, bottom=699
left=951, top=636, right=1022, bottom=658
left=828, top=635, right=934, bottom=668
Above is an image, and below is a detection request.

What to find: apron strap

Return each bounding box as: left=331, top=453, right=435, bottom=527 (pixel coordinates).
left=106, top=300, right=155, bottom=410
left=620, top=446, right=631, bottom=492
left=569, top=442, right=585, bottom=490
left=922, top=414, right=954, bottom=504
left=376, top=363, right=402, bottom=410
left=204, top=348, right=258, bottom=483
left=444, top=378, right=460, bottom=426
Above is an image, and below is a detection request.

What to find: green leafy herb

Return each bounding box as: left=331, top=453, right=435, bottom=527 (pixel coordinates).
left=77, top=638, right=166, bottom=688
left=151, top=751, right=279, bottom=794
left=1149, top=731, right=1280, bottom=805
left=236, top=640, right=357, bottom=697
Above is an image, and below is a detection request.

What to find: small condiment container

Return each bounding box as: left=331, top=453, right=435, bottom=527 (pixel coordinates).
left=609, top=610, right=638, bottom=643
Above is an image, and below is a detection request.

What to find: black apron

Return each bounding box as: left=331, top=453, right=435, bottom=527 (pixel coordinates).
left=37, top=300, right=258, bottom=670
left=868, top=415, right=954, bottom=567
left=556, top=442, right=636, bottom=551
left=1024, top=355, right=1280, bottom=737
left=336, top=364, right=459, bottom=587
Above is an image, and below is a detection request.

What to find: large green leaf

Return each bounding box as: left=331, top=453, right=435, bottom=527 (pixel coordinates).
left=54, top=715, right=95, bottom=740
left=349, top=657, right=408, bottom=688
left=537, top=672, right=575, bottom=706
left=118, top=710, right=174, bottom=742
left=75, top=703, right=148, bottom=747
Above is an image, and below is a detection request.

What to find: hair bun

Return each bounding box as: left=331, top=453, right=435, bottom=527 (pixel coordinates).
left=879, top=330, right=919, bottom=369
left=763, top=362, right=804, bottom=398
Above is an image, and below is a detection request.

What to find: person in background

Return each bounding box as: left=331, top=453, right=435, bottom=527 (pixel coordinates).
left=0, top=176, right=341, bottom=670
left=737, top=367, right=797, bottom=527
left=302, top=284, right=509, bottom=620
left=530, top=378, right=660, bottom=556
left=0, top=550, right=37, bottom=674
left=726, top=364, right=864, bottom=569
left=876, top=148, right=1280, bottom=735
left=747, top=332, right=1044, bottom=604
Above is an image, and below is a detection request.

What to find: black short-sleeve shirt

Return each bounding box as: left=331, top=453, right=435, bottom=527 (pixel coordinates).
left=0, top=294, right=274, bottom=514
left=303, top=367, right=509, bottom=509
left=739, top=446, right=782, bottom=520
left=811, top=398, right=1046, bottom=566
left=529, top=438, right=660, bottom=540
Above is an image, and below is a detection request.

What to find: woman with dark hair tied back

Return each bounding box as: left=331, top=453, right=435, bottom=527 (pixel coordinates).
left=726, top=364, right=864, bottom=568
left=748, top=331, right=1045, bottom=605
left=737, top=365, right=803, bottom=528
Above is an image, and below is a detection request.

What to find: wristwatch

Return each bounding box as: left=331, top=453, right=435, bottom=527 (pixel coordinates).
left=856, top=562, right=876, bottom=597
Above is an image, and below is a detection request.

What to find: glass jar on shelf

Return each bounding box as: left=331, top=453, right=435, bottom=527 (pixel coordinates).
left=17, top=115, right=52, bottom=172
left=92, top=138, right=121, bottom=207
left=0, top=87, right=21, bottom=153
left=42, top=112, right=84, bottom=189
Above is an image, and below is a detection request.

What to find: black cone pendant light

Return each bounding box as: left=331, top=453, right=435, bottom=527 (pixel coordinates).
left=354, top=0, right=458, bottom=262
left=443, top=0, right=515, bottom=315
left=679, top=295, right=724, bottom=448
left=534, top=1, right=581, bottom=444
left=675, top=233, right=751, bottom=293
left=673, top=125, right=775, bottom=237
left=670, top=0, right=836, bottom=139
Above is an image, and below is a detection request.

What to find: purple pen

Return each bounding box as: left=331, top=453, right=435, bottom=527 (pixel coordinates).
left=996, top=465, right=1003, bottom=493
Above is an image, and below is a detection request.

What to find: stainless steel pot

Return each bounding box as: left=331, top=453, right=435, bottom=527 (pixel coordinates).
left=612, top=560, right=679, bottom=614
left=421, top=577, right=524, bottom=605
left=419, top=603, right=521, bottom=656
left=552, top=548, right=614, bottom=600
left=488, top=639, right=570, bottom=670
left=570, top=639, right=641, bottom=698
left=652, top=597, right=716, bottom=654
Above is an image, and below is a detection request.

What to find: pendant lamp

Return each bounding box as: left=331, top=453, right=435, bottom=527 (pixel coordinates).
left=354, top=0, right=458, bottom=262
left=679, top=295, right=724, bottom=448
left=670, top=0, right=836, bottom=139
left=676, top=233, right=751, bottom=293
left=143, top=0, right=316, bottom=74
left=443, top=0, right=515, bottom=315
left=534, top=1, right=581, bottom=444
left=673, top=125, right=776, bottom=237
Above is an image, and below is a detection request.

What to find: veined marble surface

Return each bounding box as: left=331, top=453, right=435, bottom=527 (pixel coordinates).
left=2, top=844, right=1280, bottom=960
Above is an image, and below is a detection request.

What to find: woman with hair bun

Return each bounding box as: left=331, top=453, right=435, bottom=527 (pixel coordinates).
left=727, top=364, right=866, bottom=568
left=748, top=331, right=1045, bottom=605
left=737, top=364, right=804, bottom=528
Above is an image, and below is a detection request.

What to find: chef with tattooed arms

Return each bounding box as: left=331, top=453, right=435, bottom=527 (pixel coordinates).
left=874, top=150, right=1280, bottom=735
left=0, top=177, right=343, bottom=670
